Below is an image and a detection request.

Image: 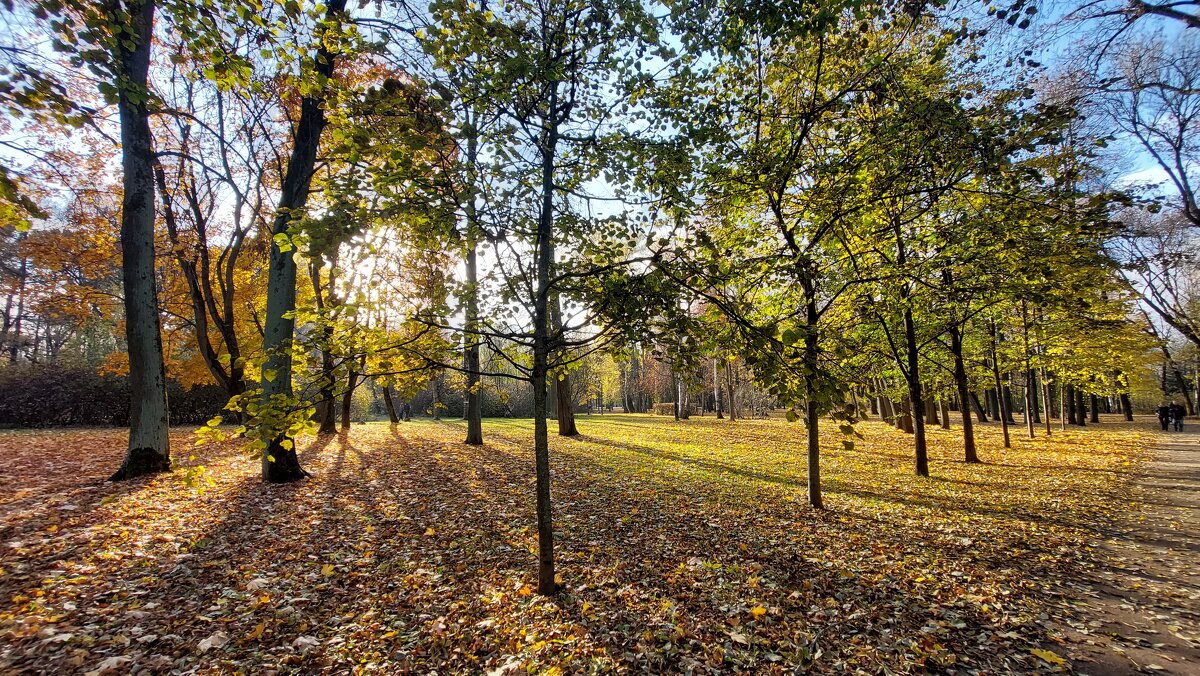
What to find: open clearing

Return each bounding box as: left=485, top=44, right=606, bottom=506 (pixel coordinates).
left=0, top=414, right=1178, bottom=674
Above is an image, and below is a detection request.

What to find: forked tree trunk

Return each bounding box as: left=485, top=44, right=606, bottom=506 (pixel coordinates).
left=111, top=0, right=170, bottom=481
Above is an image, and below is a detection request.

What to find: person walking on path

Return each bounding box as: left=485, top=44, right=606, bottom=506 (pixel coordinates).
left=1171, top=402, right=1186, bottom=432
left=1158, top=402, right=1172, bottom=431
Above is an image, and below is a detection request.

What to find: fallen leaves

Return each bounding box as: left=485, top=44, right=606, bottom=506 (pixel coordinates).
left=0, top=415, right=1160, bottom=673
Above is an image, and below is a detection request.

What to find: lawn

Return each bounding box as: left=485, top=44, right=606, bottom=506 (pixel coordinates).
left=0, top=414, right=1155, bottom=674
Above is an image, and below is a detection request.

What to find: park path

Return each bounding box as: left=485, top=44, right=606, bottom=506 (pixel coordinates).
left=1060, top=427, right=1200, bottom=675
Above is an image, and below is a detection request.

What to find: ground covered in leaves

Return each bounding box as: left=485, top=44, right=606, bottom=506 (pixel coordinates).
left=0, top=413, right=1162, bottom=674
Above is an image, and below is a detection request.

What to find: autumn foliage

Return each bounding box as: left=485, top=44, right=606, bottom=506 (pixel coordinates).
left=0, top=414, right=1154, bottom=673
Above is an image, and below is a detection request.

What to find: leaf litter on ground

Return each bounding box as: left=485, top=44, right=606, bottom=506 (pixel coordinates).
left=0, top=413, right=1160, bottom=674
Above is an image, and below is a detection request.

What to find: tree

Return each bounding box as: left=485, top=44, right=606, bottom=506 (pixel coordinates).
left=108, top=0, right=172, bottom=480
left=258, top=0, right=350, bottom=483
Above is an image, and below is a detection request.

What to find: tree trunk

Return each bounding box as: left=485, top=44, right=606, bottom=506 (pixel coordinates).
left=531, top=87, right=559, bottom=596
left=725, top=360, right=737, bottom=421
left=1041, top=368, right=1054, bottom=435
left=310, top=262, right=337, bottom=435
left=1076, top=387, right=1087, bottom=427
left=970, top=392, right=988, bottom=423
left=463, top=124, right=484, bottom=443
left=1059, top=381, right=1068, bottom=431
left=802, top=291, right=822, bottom=508
left=548, top=282, right=578, bottom=436
left=1120, top=392, right=1134, bottom=421
left=463, top=240, right=483, bottom=444
left=1089, top=394, right=1100, bottom=424
left=899, top=396, right=914, bottom=433
left=924, top=397, right=939, bottom=426
left=110, top=0, right=170, bottom=481
left=714, top=357, right=723, bottom=419
left=341, top=365, right=359, bottom=430
left=259, top=0, right=347, bottom=483
left=382, top=385, right=399, bottom=424
left=904, top=309, right=928, bottom=475
left=990, top=322, right=1010, bottom=449
left=1066, top=383, right=1078, bottom=425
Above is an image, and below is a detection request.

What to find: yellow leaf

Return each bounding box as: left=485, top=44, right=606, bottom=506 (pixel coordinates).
left=424, top=527, right=436, bottom=536
left=1030, top=648, right=1066, bottom=666
left=751, top=605, right=767, bottom=619
left=518, top=585, right=532, bottom=596
left=321, top=564, right=335, bottom=577
left=246, top=623, right=265, bottom=640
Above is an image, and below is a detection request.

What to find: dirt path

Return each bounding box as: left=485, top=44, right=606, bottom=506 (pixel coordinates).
left=1062, top=429, right=1200, bottom=675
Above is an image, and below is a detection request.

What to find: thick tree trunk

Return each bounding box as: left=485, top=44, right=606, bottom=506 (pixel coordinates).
left=1066, top=383, right=1078, bottom=425
left=260, top=0, right=347, bottom=483
left=924, top=397, right=939, bottom=426
left=1120, top=392, right=1134, bottom=421
left=938, top=399, right=950, bottom=430
left=1089, top=394, right=1100, bottom=424
left=111, top=0, right=170, bottom=481
left=1076, top=388, right=1087, bottom=427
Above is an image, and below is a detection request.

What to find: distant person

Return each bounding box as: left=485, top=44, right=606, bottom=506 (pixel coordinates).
left=1157, top=402, right=1171, bottom=431
left=1171, top=402, right=1186, bottom=432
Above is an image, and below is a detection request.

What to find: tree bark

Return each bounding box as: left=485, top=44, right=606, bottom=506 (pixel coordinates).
left=110, top=0, right=170, bottom=481
left=531, top=84, right=559, bottom=596
left=260, top=0, right=347, bottom=483
left=310, top=261, right=337, bottom=435
left=382, top=384, right=399, bottom=424
left=725, top=360, right=737, bottom=421
left=341, top=366, right=358, bottom=430
left=464, top=241, right=483, bottom=444
left=714, top=357, right=723, bottom=419
left=970, top=392, right=988, bottom=423
left=990, top=322, right=1010, bottom=449
left=950, top=324, right=978, bottom=462
left=801, top=288, right=823, bottom=508
left=463, top=125, right=484, bottom=445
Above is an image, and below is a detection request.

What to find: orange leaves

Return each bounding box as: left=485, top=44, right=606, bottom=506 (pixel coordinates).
left=0, top=416, right=1160, bottom=674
